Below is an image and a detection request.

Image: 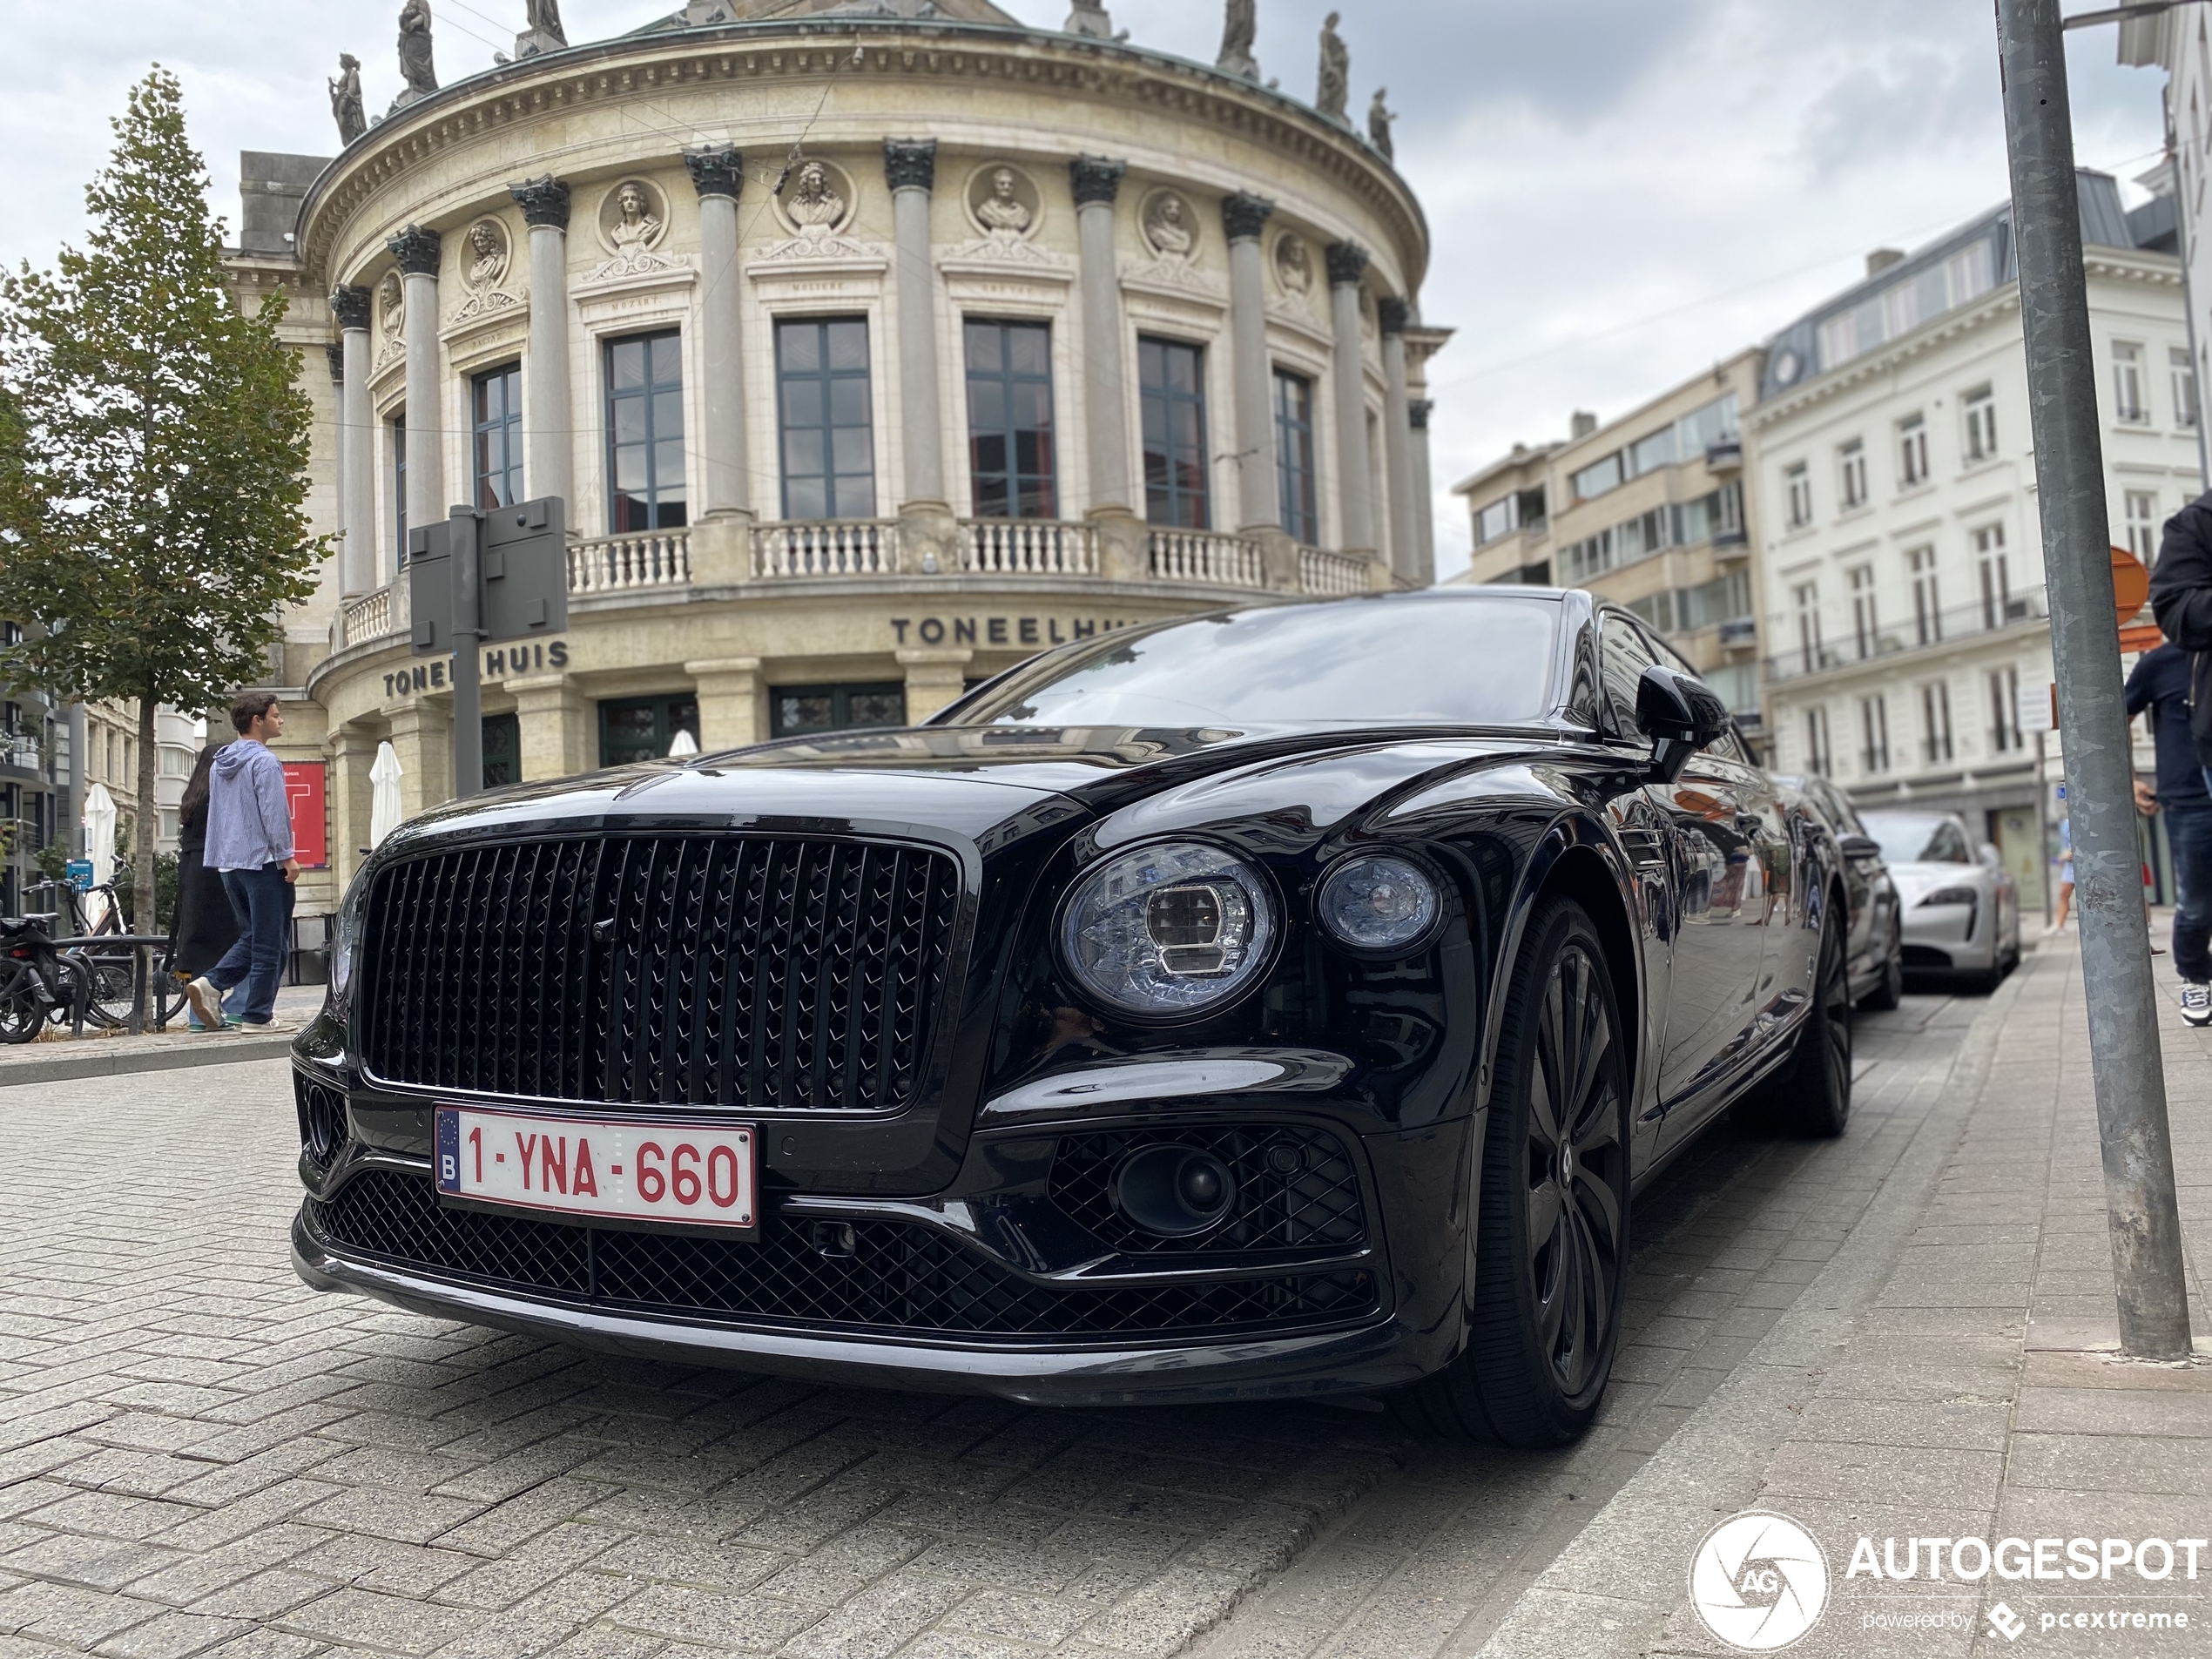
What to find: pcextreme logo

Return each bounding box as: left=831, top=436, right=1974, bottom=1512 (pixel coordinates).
left=1689, top=1511, right=1831, bottom=1651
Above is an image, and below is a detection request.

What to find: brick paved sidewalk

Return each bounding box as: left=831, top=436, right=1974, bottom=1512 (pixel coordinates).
left=1475, top=941, right=2212, bottom=1658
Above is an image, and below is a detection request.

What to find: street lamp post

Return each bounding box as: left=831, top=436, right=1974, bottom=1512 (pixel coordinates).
left=1997, top=0, right=2195, bottom=1360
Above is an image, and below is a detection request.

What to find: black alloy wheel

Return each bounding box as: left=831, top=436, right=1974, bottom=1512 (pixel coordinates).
left=1745, top=899, right=1851, bottom=1137
left=0, top=963, right=48, bottom=1045
left=1863, top=937, right=1904, bottom=1012
left=1393, top=894, right=1629, bottom=1447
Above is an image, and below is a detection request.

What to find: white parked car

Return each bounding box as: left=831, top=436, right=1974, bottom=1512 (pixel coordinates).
left=1858, top=810, right=2022, bottom=993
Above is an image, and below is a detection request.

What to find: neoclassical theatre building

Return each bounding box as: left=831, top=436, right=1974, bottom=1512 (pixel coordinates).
left=226, top=0, right=1447, bottom=916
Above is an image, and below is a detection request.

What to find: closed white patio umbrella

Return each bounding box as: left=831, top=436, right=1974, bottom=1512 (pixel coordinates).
left=368, top=742, right=405, bottom=848
left=82, top=782, right=118, bottom=932
left=666, top=729, right=699, bottom=759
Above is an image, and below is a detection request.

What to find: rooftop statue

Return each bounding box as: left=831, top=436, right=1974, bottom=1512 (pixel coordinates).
left=1315, top=10, right=1348, bottom=124
left=1217, top=0, right=1258, bottom=81
left=396, top=0, right=437, bottom=102
left=526, top=0, right=565, bottom=44
left=328, top=53, right=366, bottom=145
left=1368, top=86, right=1396, bottom=160
left=1063, top=0, right=1114, bottom=38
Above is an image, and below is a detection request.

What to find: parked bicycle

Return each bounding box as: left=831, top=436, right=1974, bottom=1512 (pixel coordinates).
left=0, top=914, right=91, bottom=1043
left=19, top=879, right=183, bottom=1031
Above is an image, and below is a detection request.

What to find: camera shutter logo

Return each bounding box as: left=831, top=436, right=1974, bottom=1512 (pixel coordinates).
left=1689, top=1511, right=1831, bottom=1651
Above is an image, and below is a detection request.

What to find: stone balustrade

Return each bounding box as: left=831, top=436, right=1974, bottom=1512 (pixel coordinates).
left=752, top=520, right=900, bottom=578
left=338, top=586, right=395, bottom=649
left=570, top=528, right=692, bottom=595
left=1148, top=529, right=1267, bottom=590
left=959, top=519, right=1097, bottom=577
left=1298, top=547, right=1370, bottom=597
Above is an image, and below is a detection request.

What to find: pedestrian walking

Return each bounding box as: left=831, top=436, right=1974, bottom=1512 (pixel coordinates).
left=2126, top=644, right=2212, bottom=1023
left=167, top=740, right=240, bottom=1030
left=183, top=693, right=298, bottom=1033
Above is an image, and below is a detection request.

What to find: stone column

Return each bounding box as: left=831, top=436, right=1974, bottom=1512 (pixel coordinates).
left=1408, top=398, right=1437, bottom=589
left=884, top=139, right=955, bottom=574
left=1326, top=241, right=1374, bottom=557
left=1072, top=155, right=1143, bottom=579
left=330, top=287, right=376, bottom=597
left=388, top=699, right=451, bottom=817
left=509, top=671, right=588, bottom=780
left=509, top=177, right=573, bottom=512
left=1223, top=192, right=1280, bottom=536
left=898, top=647, right=974, bottom=724
left=328, top=724, right=381, bottom=894
left=388, top=225, right=445, bottom=535
left=1379, top=297, right=1419, bottom=586
left=688, top=658, right=763, bottom=752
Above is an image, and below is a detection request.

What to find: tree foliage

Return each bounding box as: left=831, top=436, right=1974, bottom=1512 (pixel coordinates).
left=0, top=67, right=327, bottom=912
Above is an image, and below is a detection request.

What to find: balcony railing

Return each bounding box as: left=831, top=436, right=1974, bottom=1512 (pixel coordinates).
left=338, top=585, right=395, bottom=650
left=1299, top=547, right=1369, bottom=596
left=752, top=520, right=899, bottom=578
left=570, top=528, right=691, bottom=595
left=1149, top=529, right=1265, bottom=589
left=1716, top=617, right=1759, bottom=649
left=1765, top=586, right=2050, bottom=685
left=960, top=519, right=1097, bottom=577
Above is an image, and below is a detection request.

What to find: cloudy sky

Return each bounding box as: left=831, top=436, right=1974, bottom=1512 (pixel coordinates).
left=0, top=1, right=2170, bottom=576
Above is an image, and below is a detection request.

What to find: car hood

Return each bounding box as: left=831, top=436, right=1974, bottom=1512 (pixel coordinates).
left=1888, top=861, right=1987, bottom=904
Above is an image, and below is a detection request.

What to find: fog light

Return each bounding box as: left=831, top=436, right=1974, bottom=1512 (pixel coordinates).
left=1113, top=1144, right=1238, bottom=1238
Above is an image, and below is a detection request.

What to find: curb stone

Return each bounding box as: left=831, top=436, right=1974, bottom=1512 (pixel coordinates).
left=0, top=1029, right=294, bottom=1087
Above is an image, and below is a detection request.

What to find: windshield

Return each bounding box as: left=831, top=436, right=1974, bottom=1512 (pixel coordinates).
left=1860, top=811, right=1971, bottom=865
left=944, top=596, right=1562, bottom=729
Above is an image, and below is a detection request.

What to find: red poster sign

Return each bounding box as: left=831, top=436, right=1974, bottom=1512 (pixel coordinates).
left=283, top=761, right=328, bottom=870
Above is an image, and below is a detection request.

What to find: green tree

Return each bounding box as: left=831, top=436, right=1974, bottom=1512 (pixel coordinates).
left=0, top=68, right=325, bottom=916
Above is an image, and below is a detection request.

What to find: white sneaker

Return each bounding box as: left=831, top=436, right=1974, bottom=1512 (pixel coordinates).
left=2182, top=982, right=2212, bottom=1028
left=184, top=978, right=228, bottom=1030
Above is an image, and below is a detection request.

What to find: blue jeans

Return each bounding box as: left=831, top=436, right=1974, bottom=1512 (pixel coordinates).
left=207, top=865, right=293, bottom=1024
left=2170, top=792, right=2212, bottom=983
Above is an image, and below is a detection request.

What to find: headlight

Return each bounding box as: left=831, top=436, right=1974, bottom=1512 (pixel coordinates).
left=1919, top=886, right=1978, bottom=907
left=1318, top=853, right=1441, bottom=954
left=327, top=877, right=366, bottom=1004
left=1059, top=840, right=1276, bottom=1017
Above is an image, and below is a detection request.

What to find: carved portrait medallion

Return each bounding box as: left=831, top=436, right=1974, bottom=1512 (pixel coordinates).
left=1272, top=232, right=1313, bottom=298
left=773, top=157, right=857, bottom=238
left=461, top=217, right=510, bottom=291
left=963, top=162, right=1042, bottom=240
left=1139, top=188, right=1199, bottom=261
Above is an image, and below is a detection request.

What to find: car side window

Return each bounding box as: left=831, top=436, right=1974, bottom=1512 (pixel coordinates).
left=1563, top=619, right=1602, bottom=730
left=1599, top=616, right=1658, bottom=738
left=1928, top=821, right=1971, bottom=863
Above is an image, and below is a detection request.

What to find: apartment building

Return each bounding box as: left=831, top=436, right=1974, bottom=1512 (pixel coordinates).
left=78, top=705, right=202, bottom=855
left=1448, top=349, right=1766, bottom=739
left=1751, top=171, right=2199, bottom=891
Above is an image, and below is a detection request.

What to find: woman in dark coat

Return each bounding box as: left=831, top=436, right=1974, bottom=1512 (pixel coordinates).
left=170, top=741, right=239, bottom=1028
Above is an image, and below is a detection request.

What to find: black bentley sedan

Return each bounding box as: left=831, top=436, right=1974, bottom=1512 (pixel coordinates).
left=290, top=589, right=1849, bottom=1447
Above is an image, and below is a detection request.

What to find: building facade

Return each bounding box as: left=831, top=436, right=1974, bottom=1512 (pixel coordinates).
left=0, top=637, right=61, bottom=915
left=2120, top=3, right=2212, bottom=489
left=1445, top=349, right=1765, bottom=740
left=1750, top=172, right=2199, bottom=892
left=226, top=0, right=1447, bottom=915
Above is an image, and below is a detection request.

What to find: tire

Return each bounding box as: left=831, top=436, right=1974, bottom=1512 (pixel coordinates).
left=1861, top=941, right=1903, bottom=1012
left=1391, top=894, right=1630, bottom=1447
left=1742, top=900, right=1852, bottom=1137
left=73, top=951, right=135, bottom=1029
left=0, top=966, right=47, bottom=1045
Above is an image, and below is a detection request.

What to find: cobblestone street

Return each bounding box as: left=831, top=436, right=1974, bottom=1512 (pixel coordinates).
left=0, top=976, right=2126, bottom=1659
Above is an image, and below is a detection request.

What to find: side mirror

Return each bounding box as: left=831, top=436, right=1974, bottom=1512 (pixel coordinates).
left=1978, top=842, right=2003, bottom=869
left=1840, top=833, right=1884, bottom=863
left=1635, top=664, right=1730, bottom=783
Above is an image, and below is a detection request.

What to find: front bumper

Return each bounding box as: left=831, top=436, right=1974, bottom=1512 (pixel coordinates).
left=1900, top=901, right=1996, bottom=970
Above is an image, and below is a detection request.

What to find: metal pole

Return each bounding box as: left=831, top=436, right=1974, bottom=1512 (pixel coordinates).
left=1997, top=0, right=2194, bottom=1359
left=450, top=507, right=483, bottom=799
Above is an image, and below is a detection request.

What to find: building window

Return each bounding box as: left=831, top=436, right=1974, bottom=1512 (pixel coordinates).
left=472, top=363, right=524, bottom=509
left=1898, top=413, right=1928, bottom=488
left=1849, top=565, right=1879, bottom=661
left=1794, top=581, right=1824, bottom=675
left=776, top=318, right=875, bottom=521
left=1908, top=546, right=1942, bottom=646
left=2125, top=489, right=2159, bottom=561
left=390, top=412, right=408, bottom=568
left=1989, top=665, right=2024, bottom=753
left=1921, top=681, right=1954, bottom=764
left=597, top=693, right=700, bottom=767
left=1138, top=336, right=1211, bottom=529
left=1858, top=696, right=1890, bottom=774
left=1804, top=705, right=1832, bottom=778
left=1274, top=370, right=1319, bottom=545
left=2114, top=341, right=2148, bottom=423
left=606, top=331, right=688, bottom=531
left=769, top=682, right=907, bottom=738
left=964, top=320, right=1055, bottom=519
left=1963, top=384, right=1998, bottom=462
left=2173, top=346, right=2199, bottom=428
left=1838, top=439, right=1868, bottom=510
left=1974, top=523, right=2012, bottom=631
left=482, top=712, right=521, bottom=790
left=1571, top=451, right=1623, bottom=502
left=1785, top=462, right=1812, bottom=529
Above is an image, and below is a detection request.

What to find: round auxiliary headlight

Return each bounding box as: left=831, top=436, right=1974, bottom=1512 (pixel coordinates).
left=1317, top=853, right=1441, bottom=954
left=1059, top=840, right=1277, bottom=1018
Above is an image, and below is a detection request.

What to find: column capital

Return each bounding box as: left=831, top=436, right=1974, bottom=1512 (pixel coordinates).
left=1221, top=192, right=1275, bottom=242
left=882, top=138, right=938, bottom=192
left=509, top=174, right=572, bottom=228
left=1378, top=296, right=1410, bottom=335
left=683, top=146, right=744, bottom=200
left=329, top=284, right=373, bottom=331
left=1070, top=154, right=1128, bottom=206
left=1409, top=398, right=1433, bottom=431
left=388, top=224, right=442, bottom=276
left=1325, top=239, right=1370, bottom=287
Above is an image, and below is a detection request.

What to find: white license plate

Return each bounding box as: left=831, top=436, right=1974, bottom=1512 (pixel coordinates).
left=433, top=1105, right=759, bottom=1235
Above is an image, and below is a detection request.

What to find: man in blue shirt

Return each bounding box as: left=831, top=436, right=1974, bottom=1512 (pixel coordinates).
left=2125, top=644, right=2212, bottom=1024
left=183, top=691, right=300, bottom=1032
